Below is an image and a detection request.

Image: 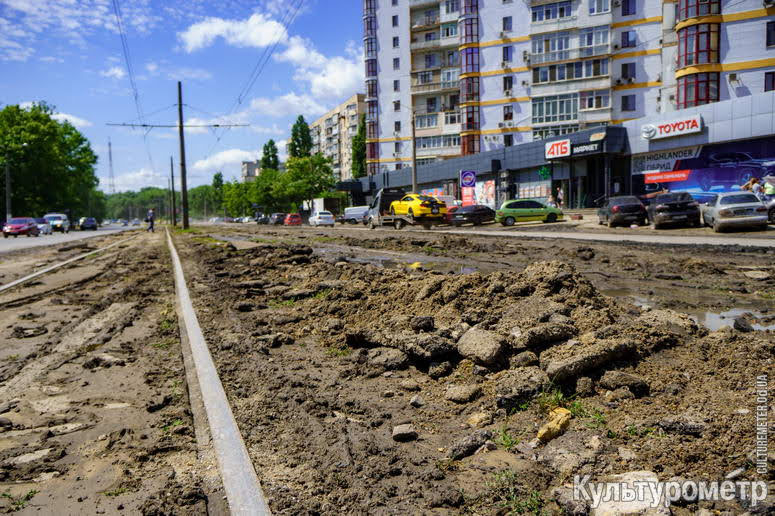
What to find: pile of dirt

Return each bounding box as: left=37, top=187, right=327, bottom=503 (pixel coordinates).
left=181, top=237, right=774, bottom=515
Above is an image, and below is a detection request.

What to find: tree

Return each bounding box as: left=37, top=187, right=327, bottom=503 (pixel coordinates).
left=351, top=114, right=366, bottom=179
left=0, top=102, right=100, bottom=220
left=288, top=115, right=312, bottom=158
left=283, top=154, right=336, bottom=210
left=249, top=167, right=287, bottom=213
left=211, top=172, right=224, bottom=213
left=260, top=139, right=279, bottom=170
left=187, top=185, right=213, bottom=219
left=223, top=180, right=252, bottom=217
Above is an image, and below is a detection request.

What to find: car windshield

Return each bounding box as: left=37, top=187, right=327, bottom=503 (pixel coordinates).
left=656, top=193, right=692, bottom=203
left=8, top=218, right=30, bottom=224
left=34, top=218, right=47, bottom=224
left=610, top=196, right=640, bottom=204
left=45, top=215, right=62, bottom=221
left=456, top=206, right=475, bottom=213
left=318, top=211, right=332, bottom=216
left=719, top=194, right=760, bottom=205
left=690, top=193, right=717, bottom=204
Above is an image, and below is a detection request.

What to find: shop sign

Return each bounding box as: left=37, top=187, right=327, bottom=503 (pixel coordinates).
left=589, top=131, right=606, bottom=142
left=641, top=115, right=702, bottom=140
left=631, top=147, right=700, bottom=175
left=572, top=142, right=602, bottom=156
left=545, top=139, right=571, bottom=159
left=460, top=170, right=476, bottom=188
left=644, top=170, right=692, bottom=184
left=537, top=166, right=551, bottom=180
left=461, top=187, right=475, bottom=206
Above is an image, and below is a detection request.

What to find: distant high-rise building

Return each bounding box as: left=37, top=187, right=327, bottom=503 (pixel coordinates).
left=363, top=0, right=775, bottom=175
left=309, top=93, right=366, bottom=181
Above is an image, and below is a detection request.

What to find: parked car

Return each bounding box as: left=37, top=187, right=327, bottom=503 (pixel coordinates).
left=700, top=192, right=768, bottom=232
left=450, top=205, right=496, bottom=227
left=388, top=194, right=446, bottom=219
left=495, top=199, right=564, bottom=226
left=647, top=192, right=701, bottom=229
left=309, top=210, right=335, bottom=227
left=3, top=217, right=41, bottom=238
left=269, top=213, right=287, bottom=225
left=444, top=206, right=459, bottom=224
left=343, top=206, right=369, bottom=224
left=130, top=218, right=141, bottom=226
left=34, top=217, right=52, bottom=235
left=44, top=213, right=70, bottom=233
left=597, top=196, right=648, bottom=227
left=284, top=213, right=302, bottom=226
left=80, top=217, right=98, bottom=230
left=256, top=214, right=270, bottom=224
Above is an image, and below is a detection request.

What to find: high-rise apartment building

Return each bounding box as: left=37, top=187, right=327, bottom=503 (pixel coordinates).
left=310, top=93, right=366, bottom=181
left=364, top=0, right=775, bottom=175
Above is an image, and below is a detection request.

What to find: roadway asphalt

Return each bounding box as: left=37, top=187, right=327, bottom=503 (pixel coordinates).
left=0, top=225, right=136, bottom=254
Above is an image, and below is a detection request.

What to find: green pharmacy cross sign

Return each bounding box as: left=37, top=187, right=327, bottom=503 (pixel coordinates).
left=537, top=166, right=551, bottom=180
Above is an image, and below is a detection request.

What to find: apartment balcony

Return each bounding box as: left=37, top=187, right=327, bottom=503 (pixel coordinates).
left=409, top=0, right=439, bottom=7
left=411, top=38, right=440, bottom=51
left=529, top=16, right=579, bottom=35
left=530, top=44, right=611, bottom=66
left=417, top=145, right=460, bottom=158
left=578, top=106, right=612, bottom=125
left=411, top=15, right=440, bottom=31
left=531, top=75, right=612, bottom=94
left=410, top=79, right=460, bottom=94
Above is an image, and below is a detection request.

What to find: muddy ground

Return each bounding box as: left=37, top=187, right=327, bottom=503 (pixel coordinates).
left=173, top=224, right=774, bottom=514
left=0, top=232, right=210, bottom=515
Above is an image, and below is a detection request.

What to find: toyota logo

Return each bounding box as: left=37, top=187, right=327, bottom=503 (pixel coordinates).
left=641, top=124, right=657, bottom=140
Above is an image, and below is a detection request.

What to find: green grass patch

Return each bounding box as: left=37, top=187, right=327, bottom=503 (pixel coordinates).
left=4, top=354, right=19, bottom=362
left=325, top=345, right=350, bottom=357
left=585, top=408, right=607, bottom=430
left=152, top=338, right=175, bottom=350
left=496, top=426, right=519, bottom=452
left=268, top=299, right=295, bottom=308
left=159, top=303, right=177, bottom=333
left=314, top=289, right=331, bottom=300
left=162, top=419, right=184, bottom=433
left=2, top=489, right=39, bottom=511
left=487, top=471, right=547, bottom=515
left=101, top=487, right=128, bottom=497
left=535, top=388, right=567, bottom=413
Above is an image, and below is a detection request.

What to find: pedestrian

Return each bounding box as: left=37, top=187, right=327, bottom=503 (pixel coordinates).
left=146, top=208, right=155, bottom=233
left=764, top=176, right=775, bottom=196
left=546, top=195, right=557, bottom=208
left=556, top=188, right=564, bottom=208
left=750, top=178, right=766, bottom=201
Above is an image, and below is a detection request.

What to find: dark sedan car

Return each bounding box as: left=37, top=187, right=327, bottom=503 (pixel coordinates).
left=444, top=206, right=459, bottom=224
left=451, top=205, right=496, bottom=227
left=80, top=217, right=98, bottom=230
left=256, top=214, right=270, bottom=224
left=3, top=217, right=41, bottom=238
left=597, top=196, right=648, bottom=227
left=647, top=192, right=701, bottom=229
left=269, top=213, right=287, bottom=225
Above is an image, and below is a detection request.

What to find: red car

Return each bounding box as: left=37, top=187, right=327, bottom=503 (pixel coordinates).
left=3, top=217, right=41, bottom=238
left=444, top=206, right=459, bottom=224
left=284, top=213, right=302, bottom=226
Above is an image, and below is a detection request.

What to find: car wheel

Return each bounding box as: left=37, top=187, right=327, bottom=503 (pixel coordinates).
left=598, top=217, right=604, bottom=225
left=713, top=221, right=722, bottom=233
left=504, top=216, right=515, bottom=226
left=639, top=218, right=648, bottom=226
left=422, top=223, right=432, bottom=230
left=769, top=207, right=775, bottom=224
left=367, top=218, right=375, bottom=230
left=546, top=213, right=557, bottom=223
left=607, top=217, right=614, bottom=228
left=653, top=222, right=661, bottom=230
left=408, top=208, right=414, bottom=218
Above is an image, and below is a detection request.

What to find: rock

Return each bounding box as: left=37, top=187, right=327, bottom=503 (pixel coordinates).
left=427, top=486, right=464, bottom=508
left=495, top=367, right=550, bottom=409
left=235, top=302, right=254, bottom=312
left=367, top=347, right=409, bottom=371
left=537, top=407, right=572, bottom=442
left=392, top=424, right=418, bottom=442
left=538, top=431, right=603, bottom=475
left=544, top=339, right=637, bottom=382
left=256, top=333, right=294, bottom=348
left=83, top=353, right=126, bottom=369
left=382, top=390, right=395, bottom=398
left=575, top=377, right=595, bottom=397
left=551, top=486, right=589, bottom=516
left=743, top=270, right=769, bottom=279
left=590, top=471, right=670, bottom=516
left=606, top=387, right=635, bottom=402
left=664, top=383, right=683, bottom=395
left=510, top=350, right=538, bottom=368
left=466, top=412, right=492, bottom=428
left=410, top=316, right=435, bottom=333
left=326, top=318, right=344, bottom=331
left=456, top=328, right=504, bottom=367
left=521, top=323, right=577, bottom=348
left=0, top=400, right=19, bottom=414
left=733, top=317, right=753, bottom=333
left=428, top=361, right=453, bottom=379
left=0, top=417, right=12, bottom=429
left=599, top=371, right=649, bottom=397
left=617, top=447, right=637, bottom=461
left=475, top=440, right=497, bottom=454
left=282, top=288, right=316, bottom=300
left=447, top=430, right=493, bottom=460
left=658, top=415, right=705, bottom=436
left=409, top=395, right=425, bottom=408
left=445, top=384, right=482, bottom=404
left=399, top=379, right=421, bottom=392
left=146, top=395, right=172, bottom=413
left=472, top=365, right=490, bottom=376
left=636, top=309, right=699, bottom=337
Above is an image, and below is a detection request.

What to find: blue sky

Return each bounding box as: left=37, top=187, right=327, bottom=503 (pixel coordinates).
left=1, top=0, right=364, bottom=192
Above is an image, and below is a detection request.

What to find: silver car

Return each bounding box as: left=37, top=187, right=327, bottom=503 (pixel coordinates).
left=34, top=217, right=52, bottom=235
left=701, top=192, right=768, bottom=232
left=309, top=210, right=335, bottom=227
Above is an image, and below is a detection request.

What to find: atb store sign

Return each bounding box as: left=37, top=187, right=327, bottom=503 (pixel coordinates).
left=641, top=115, right=702, bottom=140
left=545, top=139, right=571, bottom=159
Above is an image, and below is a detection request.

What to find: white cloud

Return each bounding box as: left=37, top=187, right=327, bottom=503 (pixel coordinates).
left=51, top=112, right=93, bottom=128
left=100, top=66, right=126, bottom=79
left=250, top=93, right=327, bottom=118
left=145, top=62, right=158, bottom=73
left=192, top=148, right=259, bottom=172
left=39, top=55, right=65, bottom=63
left=177, top=12, right=287, bottom=52
left=111, top=167, right=167, bottom=192
left=168, top=66, right=212, bottom=81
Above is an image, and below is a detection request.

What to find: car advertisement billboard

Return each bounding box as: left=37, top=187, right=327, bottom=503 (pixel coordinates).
left=632, top=136, right=775, bottom=195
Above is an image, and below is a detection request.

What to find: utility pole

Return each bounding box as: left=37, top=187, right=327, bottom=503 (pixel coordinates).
left=4, top=160, right=10, bottom=222
left=411, top=112, right=417, bottom=193
left=177, top=81, right=189, bottom=229
left=108, top=138, right=116, bottom=194
left=169, top=156, right=176, bottom=226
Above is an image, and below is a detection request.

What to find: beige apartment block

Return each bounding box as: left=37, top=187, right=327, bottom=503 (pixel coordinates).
left=310, top=93, right=366, bottom=181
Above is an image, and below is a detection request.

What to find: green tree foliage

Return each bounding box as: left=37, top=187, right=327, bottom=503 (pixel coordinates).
left=260, top=139, right=279, bottom=170
left=211, top=172, right=224, bottom=212
left=187, top=184, right=214, bottom=219
left=283, top=154, right=336, bottom=210
left=249, top=168, right=287, bottom=213
left=222, top=180, right=253, bottom=217
left=0, top=102, right=103, bottom=220
left=351, top=114, right=366, bottom=179
left=288, top=115, right=312, bottom=158
left=106, top=187, right=173, bottom=221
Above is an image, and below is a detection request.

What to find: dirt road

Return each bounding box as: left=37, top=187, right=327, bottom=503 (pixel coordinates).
left=0, top=226, right=133, bottom=255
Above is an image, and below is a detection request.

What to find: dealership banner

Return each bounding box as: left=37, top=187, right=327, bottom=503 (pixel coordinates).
left=631, top=147, right=700, bottom=175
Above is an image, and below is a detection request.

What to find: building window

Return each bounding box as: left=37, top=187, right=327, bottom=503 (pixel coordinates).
left=768, top=22, right=775, bottom=47
left=677, top=0, right=720, bottom=22
left=366, top=58, right=377, bottom=77
left=461, top=76, right=480, bottom=102
left=441, top=23, right=457, bottom=38
left=621, top=62, right=635, bottom=80
left=446, top=0, right=459, bottom=14
left=424, top=53, right=437, bottom=69
left=621, top=94, right=636, bottom=112
left=365, top=37, right=377, bottom=56
left=504, top=134, right=514, bottom=147
left=621, top=0, right=635, bottom=16
left=366, top=142, right=378, bottom=159
left=621, top=30, right=636, bottom=48
left=463, top=106, right=480, bottom=130
left=532, top=1, right=572, bottom=22
left=395, top=121, right=401, bottom=132
left=503, top=75, right=513, bottom=92
left=502, top=46, right=513, bottom=62
left=531, top=32, right=570, bottom=63
left=393, top=57, right=400, bottom=70
left=579, top=26, right=609, bottom=56
left=677, top=72, right=719, bottom=108
left=532, top=124, right=579, bottom=140
left=580, top=89, right=610, bottom=109
left=462, top=135, right=480, bottom=155
left=589, top=0, right=610, bottom=15
left=766, top=72, right=775, bottom=92
left=415, top=113, right=438, bottom=128
left=366, top=121, right=377, bottom=138
left=677, top=24, right=719, bottom=68
left=462, top=17, right=479, bottom=44
left=393, top=36, right=399, bottom=48
left=393, top=100, right=401, bottom=111
left=367, top=100, right=378, bottom=120
left=462, top=0, right=478, bottom=15
left=532, top=94, right=579, bottom=124
left=426, top=97, right=438, bottom=113
left=392, top=0, right=398, bottom=5
left=444, top=110, right=460, bottom=124
left=446, top=49, right=459, bottom=66
left=532, top=58, right=609, bottom=84
left=364, top=15, right=376, bottom=37
left=393, top=79, right=400, bottom=92
left=503, top=16, right=512, bottom=32
left=462, top=47, right=480, bottom=74
left=394, top=141, right=401, bottom=153
left=367, top=80, right=377, bottom=97
left=503, top=105, right=513, bottom=120
left=364, top=0, right=376, bottom=15
left=392, top=15, right=398, bottom=27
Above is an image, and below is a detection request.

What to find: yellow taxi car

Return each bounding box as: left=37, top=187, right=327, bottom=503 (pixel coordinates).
left=389, top=194, right=447, bottom=218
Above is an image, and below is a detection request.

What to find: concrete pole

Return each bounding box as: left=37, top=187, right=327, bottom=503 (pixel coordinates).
left=411, top=113, right=417, bottom=193
left=4, top=160, right=10, bottom=222
left=178, top=81, right=189, bottom=229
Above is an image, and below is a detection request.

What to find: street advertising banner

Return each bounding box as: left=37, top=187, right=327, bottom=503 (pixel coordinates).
left=475, top=180, right=496, bottom=208
left=632, top=137, right=775, bottom=195
left=461, top=187, right=475, bottom=206
left=421, top=187, right=445, bottom=197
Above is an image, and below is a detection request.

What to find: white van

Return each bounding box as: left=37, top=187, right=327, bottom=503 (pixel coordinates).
left=343, top=206, right=369, bottom=224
